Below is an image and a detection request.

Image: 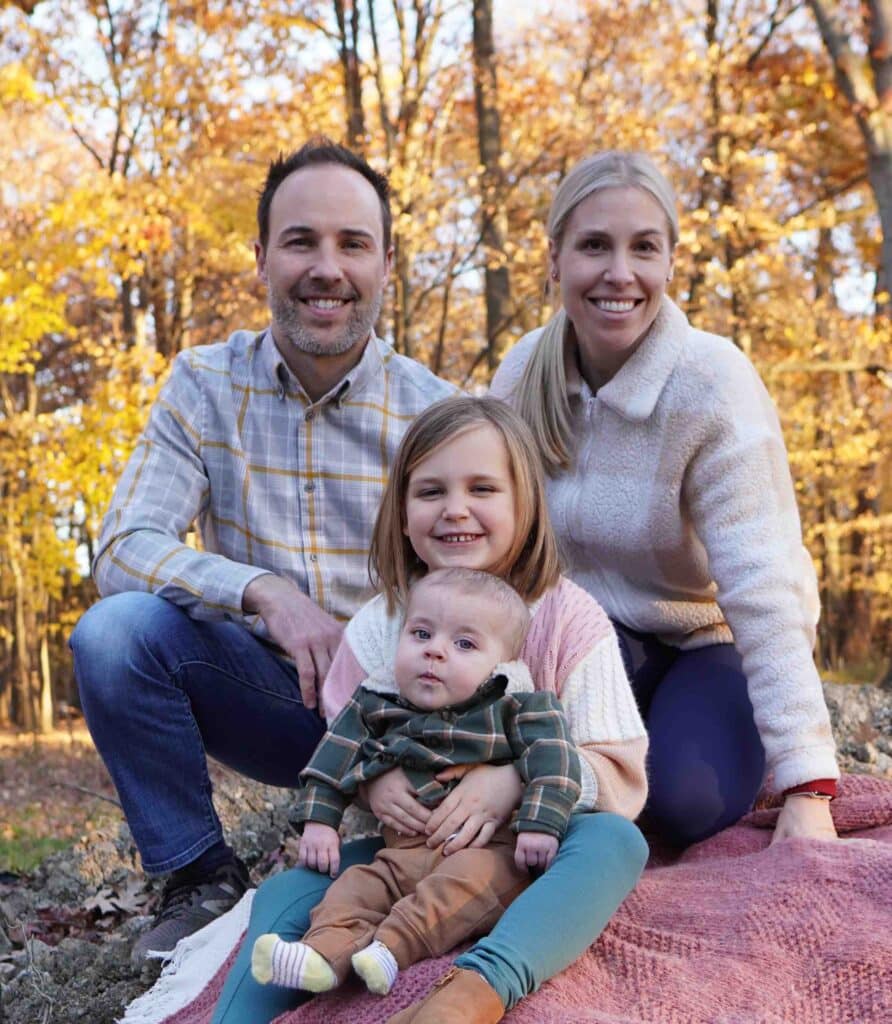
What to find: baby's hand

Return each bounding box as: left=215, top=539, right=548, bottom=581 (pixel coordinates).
left=515, top=831, right=559, bottom=872
left=299, top=822, right=341, bottom=877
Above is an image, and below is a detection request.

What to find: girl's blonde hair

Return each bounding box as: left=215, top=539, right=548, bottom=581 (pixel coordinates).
left=511, top=151, right=679, bottom=472
left=369, top=395, right=562, bottom=611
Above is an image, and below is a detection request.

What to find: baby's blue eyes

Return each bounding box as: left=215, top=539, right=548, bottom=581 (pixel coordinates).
left=409, top=630, right=476, bottom=651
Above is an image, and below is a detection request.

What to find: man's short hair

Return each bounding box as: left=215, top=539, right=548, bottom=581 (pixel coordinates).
left=412, top=568, right=530, bottom=660
left=257, top=137, right=392, bottom=252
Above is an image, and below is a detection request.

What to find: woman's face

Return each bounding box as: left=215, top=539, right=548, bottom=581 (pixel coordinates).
left=551, top=185, right=674, bottom=383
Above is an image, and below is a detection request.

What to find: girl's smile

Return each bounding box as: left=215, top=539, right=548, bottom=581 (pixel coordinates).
left=403, top=423, right=516, bottom=575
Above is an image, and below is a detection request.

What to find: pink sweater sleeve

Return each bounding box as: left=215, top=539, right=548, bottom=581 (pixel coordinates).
left=320, top=639, right=366, bottom=722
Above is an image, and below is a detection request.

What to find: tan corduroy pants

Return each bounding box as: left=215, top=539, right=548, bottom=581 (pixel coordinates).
left=302, top=825, right=531, bottom=981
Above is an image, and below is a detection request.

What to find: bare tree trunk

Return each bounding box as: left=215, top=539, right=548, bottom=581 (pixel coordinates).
left=393, top=238, right=412, bottom=358
left=808, top=1, right=889, bottom=667
left=38, top=629, right=54, bottom=734
left=472, top=0, right=512, bottom=373
left=868, top=148, right=892, bottom=315
left=9, top=547, right=34, bottom=732
left=147, top=249, right=172, bottom=359
left=333, top=0, right=366, bottom=150
left=0, top=657, right=10, bottom=724
left=809, top=0, right=892, bottom=320
left=121, top=277, right=137, bottom=347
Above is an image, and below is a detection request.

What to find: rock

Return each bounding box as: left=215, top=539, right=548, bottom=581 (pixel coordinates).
left=822, top=681, right=892, bottom=779
left=0, top=932, right=152, bottom=1024
left=25, top=938, right=55, bottom=967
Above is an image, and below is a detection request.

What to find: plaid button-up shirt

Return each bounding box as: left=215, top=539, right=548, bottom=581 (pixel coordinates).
left=93, top=329, right=454, bottom=629
left=297, top=670, right=582, bottom=840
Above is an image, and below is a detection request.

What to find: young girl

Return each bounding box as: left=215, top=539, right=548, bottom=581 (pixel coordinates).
left=211, top=396, right=649, bottom=1024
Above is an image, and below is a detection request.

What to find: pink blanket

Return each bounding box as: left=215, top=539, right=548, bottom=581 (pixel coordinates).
left=161, top=774, right=892, bottom=1024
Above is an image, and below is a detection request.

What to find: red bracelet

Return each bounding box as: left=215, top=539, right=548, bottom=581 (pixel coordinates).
left=783, top=778, right=837, bottom=800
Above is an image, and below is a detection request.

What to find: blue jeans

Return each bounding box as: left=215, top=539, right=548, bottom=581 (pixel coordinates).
left=69, top=593, right=325, bottom=874
left=210, top=813, right=648, bottom=1022
left=614, top=623, right=765, bottom=846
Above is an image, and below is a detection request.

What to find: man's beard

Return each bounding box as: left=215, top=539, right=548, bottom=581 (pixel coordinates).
left=268, top=285, right=383, bottom=357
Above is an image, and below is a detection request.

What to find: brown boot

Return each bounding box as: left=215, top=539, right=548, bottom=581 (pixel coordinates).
left=386, top=967, right=505, bottom=1024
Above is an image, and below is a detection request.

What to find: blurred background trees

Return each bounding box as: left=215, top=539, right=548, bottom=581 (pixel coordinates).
left=1, top=0, right=889, bottom=730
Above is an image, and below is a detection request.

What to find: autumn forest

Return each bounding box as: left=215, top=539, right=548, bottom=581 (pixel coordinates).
left=1, top=0, right=890, bottom=731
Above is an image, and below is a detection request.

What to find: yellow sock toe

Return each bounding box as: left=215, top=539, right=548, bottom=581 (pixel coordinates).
left=251, top=934, right=277, bottom=985
left=300, top=946, right=338, bottom=992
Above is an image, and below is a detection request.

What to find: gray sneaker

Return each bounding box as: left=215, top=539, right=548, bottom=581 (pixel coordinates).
left=131, top=857, right=250, bottom=966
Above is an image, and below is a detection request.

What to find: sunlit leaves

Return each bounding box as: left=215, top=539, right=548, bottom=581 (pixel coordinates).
left=1, top=0, right=890, bottom=728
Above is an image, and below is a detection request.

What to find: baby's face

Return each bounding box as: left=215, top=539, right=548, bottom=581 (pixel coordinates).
left=394, top=585, right=509, bottom=712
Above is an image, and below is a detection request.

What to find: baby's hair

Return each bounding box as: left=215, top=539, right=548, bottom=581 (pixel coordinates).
left=409, top=568, right=530, bottom=660
left=369, top=395, right=562, bottom=612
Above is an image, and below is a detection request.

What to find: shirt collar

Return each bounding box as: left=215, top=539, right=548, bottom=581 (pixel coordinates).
left=259, top=328, right=385, bottom=405
left=566, top=297, right=688, bottom=422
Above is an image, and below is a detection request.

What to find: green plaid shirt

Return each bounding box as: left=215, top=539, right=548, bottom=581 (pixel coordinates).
left=296, top=671, right=582, bottom=840
left=93, top=329, right=453, bottom=628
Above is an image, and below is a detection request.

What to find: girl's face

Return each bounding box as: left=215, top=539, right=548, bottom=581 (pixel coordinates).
left=551, top=185, right=674, bottom=384
left=404, top=423, right=517, bottom=575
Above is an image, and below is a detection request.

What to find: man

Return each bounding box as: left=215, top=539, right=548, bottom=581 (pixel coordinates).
left=70, top=139, right=453, bottom=963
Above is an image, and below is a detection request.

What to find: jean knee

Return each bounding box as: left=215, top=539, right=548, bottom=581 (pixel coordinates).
left=70, top=593, right=177, bottom=703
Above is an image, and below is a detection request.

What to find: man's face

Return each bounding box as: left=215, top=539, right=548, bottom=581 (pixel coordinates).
left=256, top=164, right=392, bottom=360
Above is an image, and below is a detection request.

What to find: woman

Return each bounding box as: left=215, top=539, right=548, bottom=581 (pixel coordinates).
left=491, top=150, right=839, bottom=847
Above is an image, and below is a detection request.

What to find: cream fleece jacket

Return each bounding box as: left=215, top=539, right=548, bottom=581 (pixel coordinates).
left=490, top=297, right=838, bottom=793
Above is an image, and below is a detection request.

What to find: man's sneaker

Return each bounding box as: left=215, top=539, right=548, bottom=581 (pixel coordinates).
left=130, top=857, right=250, bottom=965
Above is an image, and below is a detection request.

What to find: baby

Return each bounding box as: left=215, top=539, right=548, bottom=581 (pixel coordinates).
left=251, top=567, right=582, bottom=997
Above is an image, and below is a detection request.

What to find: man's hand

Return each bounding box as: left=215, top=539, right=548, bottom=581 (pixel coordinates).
left=515, top=831, right=559, bottom=872
left=770, top=794, right=838, bottom=845
left=298, top=822, right=342, bottom=876
left=426, top=763, right=523, bottom=852
left=243, top=574, right=343, bottom=710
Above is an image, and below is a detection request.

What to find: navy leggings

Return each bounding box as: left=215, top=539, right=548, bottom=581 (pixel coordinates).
left=614, top=623, right=765, bottom=846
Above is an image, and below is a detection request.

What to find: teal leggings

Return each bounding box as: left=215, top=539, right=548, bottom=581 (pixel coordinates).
left=210, top=813, right=647, bottom=1023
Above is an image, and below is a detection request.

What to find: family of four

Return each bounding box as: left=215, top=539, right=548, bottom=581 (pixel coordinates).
left=70, top=137, right=839, bottom=1024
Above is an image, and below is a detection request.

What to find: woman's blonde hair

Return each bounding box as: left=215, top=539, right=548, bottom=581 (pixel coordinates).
left=511, top=151, right=679, bottom=472
left=369, top=395, right=562, bottom=612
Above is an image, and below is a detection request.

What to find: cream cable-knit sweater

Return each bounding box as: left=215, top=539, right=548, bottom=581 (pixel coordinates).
left=490, top=297, right=838, bottom=793
left=322, top=578, right=648, bottom=820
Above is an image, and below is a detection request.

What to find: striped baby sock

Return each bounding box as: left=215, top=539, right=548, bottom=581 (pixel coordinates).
left=351, top=939, right=399, bottom=995
left=251, top=934, right=337, bottom=992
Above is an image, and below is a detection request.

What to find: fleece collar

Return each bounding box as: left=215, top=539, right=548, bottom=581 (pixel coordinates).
left=565, top=296, right=688, bottom=422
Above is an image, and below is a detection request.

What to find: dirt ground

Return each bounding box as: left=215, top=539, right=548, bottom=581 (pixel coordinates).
left=0, top=721, right=308, bottom=1023
left=1, top=681, right=890, bottom=1023
left=0, top=725, right=120, bottom=877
